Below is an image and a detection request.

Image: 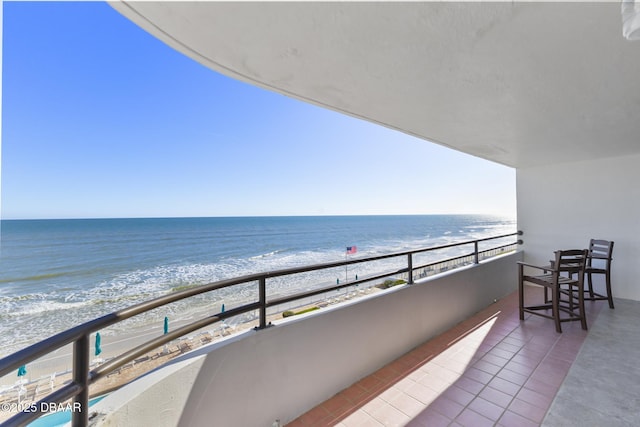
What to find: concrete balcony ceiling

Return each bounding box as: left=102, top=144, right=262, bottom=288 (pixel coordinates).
left=111, top=1, right=640, bottom=168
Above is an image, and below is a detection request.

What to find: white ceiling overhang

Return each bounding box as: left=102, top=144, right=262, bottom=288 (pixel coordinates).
left=111, top=1, right=640, bottom=168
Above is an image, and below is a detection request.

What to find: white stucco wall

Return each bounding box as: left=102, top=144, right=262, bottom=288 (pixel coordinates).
left=90, top=252, right=520, bottom=427
left=517, top=153, right=640, bottom=301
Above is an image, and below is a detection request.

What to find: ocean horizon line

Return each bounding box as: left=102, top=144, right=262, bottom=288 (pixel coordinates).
left=0, top=212, right=516, bottom=222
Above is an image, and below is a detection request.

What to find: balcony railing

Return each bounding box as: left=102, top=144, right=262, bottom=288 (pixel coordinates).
left=0, top=231, right=522, bottom=427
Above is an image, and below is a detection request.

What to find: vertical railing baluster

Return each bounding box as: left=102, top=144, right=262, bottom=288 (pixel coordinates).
left=474, top=241, right=479, bottom=264
left=407, top=254, right=414, bottom=284
left=72, top=334, right=90, bottom=426
left=259, top=277, right=267, bottom=329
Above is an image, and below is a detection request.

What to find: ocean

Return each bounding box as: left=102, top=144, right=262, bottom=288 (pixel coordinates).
left=0, top=215, right=515, bottom=357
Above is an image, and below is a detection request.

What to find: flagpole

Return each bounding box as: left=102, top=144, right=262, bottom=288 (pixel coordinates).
left=345, top=246, right=356, bottom=282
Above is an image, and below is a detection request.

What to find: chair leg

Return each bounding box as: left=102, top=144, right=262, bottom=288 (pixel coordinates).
left=552, top=285, right=562, bottom=333
left=578, top=283, right=588, bottom=330
left=587, top=272, right=595, bottom=299
left=518, top=266, right=525, bottom=320
left=606, top=271, right=615, bottom=309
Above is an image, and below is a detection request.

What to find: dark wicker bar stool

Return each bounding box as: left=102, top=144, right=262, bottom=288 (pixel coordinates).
left=582, top=239, right=615, bottom=308
left=518, top=249, right=588, bottom=333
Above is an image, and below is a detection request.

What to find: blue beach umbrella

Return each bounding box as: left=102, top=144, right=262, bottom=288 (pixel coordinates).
left=164, top=316, right=169, bottom=335
left=221, top=303, right=225, bottom=313
left=95, top=333, right=102, bottom=357
left=17, top=365, right=27, bottom=377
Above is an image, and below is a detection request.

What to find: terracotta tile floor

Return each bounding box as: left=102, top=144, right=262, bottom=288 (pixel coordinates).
left=286, top=286, right=604, bottom=427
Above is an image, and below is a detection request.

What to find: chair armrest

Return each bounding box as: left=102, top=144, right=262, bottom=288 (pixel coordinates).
left=516, top=261, right=554, bottom=272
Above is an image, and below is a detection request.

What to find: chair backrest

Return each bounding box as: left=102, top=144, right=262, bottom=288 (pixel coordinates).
left=553, top=249, right=588, bottom=276
left=587, top=239, right=614, bottom=269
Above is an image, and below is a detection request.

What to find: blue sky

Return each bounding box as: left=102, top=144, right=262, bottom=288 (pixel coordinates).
left=1, top=2, right=515, bottom=220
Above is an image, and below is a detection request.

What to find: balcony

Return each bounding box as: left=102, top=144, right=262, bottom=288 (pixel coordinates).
left=3, top=232, right=634, bottom=426
left=87, top=250, right=634, bottom=426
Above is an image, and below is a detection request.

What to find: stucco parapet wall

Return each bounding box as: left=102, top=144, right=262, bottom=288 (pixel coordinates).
left=90, top=251, right=522, bottom=427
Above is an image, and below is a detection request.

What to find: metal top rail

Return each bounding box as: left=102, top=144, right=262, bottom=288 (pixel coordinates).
left=0, top=231, right=522, bottom=426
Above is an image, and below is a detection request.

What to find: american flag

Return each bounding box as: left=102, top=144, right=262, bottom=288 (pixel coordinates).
left=346, top=246, right=357, bottom=254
